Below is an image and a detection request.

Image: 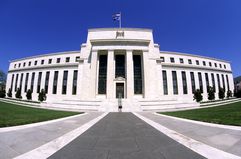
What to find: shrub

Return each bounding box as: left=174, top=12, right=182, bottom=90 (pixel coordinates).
left=207, top=86, right=215, bottom=101
left=15, top=88, right=22, bottom=99
left=26, top=89, right=32, bottom=100
left=7, top=88, right=12, bottom=98
left=38, top=89, right=47, bottom=102
left=234, top=89, right=241, bottom=98
left=227, top=90, right=232, bottom=99
left=218, top=88, right=225, bottom=100
left=0, top=89, right=6, bottom=98
left=193, top=89, right=203, bottom=102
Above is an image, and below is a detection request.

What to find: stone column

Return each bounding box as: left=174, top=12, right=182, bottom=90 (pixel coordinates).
left=90, top=50, right=98, bottom=98
left=126, top=50, right=134, bottom=98
left=106, top=50, right=114, bottom=98
left=142, top=50, right=149, bottom=98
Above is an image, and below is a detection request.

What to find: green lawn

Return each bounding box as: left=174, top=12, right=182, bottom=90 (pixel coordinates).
left=0, top=101, right=81, bottom=127
left=160, top=102, right=241, bottom=126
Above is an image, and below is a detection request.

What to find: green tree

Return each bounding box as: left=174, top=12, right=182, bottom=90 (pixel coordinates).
left=193, top=89, right=203, bottom=102
left=38, top=89, right=47, bottom=102
left=227, top=90, right=232, bottom=99
left=15, top=88, right=22, bottom=99
left=26, top=89, right=32, bottom=100
left=207, top=86, right=215, bottom=101
left=7, top=88, right=12, bottom=97
left=0, top=70, right=6, bottom=91
left=218, top=88, right=225, bottom=100
left=0, top=89, right=6, bottom=98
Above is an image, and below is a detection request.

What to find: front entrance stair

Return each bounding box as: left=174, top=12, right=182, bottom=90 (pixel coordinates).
left=41, top=99, right=200, bottom=112
left=139, top=99, right=200, bottom=112
left=41, top=99, right=102, bottom=111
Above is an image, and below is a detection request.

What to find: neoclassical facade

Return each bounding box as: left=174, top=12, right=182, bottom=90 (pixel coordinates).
left=6, top=28, right=234, bottom=111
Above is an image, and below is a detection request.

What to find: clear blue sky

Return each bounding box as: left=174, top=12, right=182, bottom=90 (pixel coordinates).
left=0, top=0, right=241, bottom=77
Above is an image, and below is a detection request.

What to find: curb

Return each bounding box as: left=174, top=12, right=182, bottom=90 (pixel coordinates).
left=0, top=113, right=87, bottom=133
left=133, top=112, right=241, bottom=159
left=14, top=112, right=108, bottom=159
left=154, top=112, right=241, bottom=131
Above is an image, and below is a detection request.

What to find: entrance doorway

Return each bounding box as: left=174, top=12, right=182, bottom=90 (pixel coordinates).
left=116, top=83, right=124, bottom=98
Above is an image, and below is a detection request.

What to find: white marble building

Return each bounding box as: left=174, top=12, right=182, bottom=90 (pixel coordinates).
left=6, top=28, right=234, bottom=111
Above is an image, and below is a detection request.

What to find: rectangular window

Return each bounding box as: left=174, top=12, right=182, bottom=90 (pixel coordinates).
left=203, top=61, right=206, bottom=66
left=14, top=64, right=16, bottom=68
left=179, top=58, right=184, bottom=64
left=28, top=61, right=31, bottom=66
left=66, top=57, right=70, bottom=63
left=37, top=72, right=42, bottom=93
left=20, top=73, right=23, bottom=92
left=25, top=73, right=29, bottom=92
left=15, top=74, right=19, bottom=91
left=72, top=70, right=78, bottom=95
left=198, top=72, right=203, bottom=93
left=30, top=72, right=35, bottom=92
left=62, top=71, right=68, bottom=94
left=75, top=56, right=80, bottom=62
left=18, top=63, right=21, bottom=68
left=222, top=74, right=225, bottom=91
left=219, top=64, right=222, bottom=68
left=182, top=71, right=187, bottom=94
left=211, top=73, right=216, bottom=92
left=98, top=55, right=107, bottom=94
left=162, top=70, right=168, bottom=95
left=226, top=75, right=230, bottom=91
left=172, top=71, right=178, bottom=95
left=133, top=55, right=143, bottom=94
left=52, top=71, right=59, bottom=94
left=209, top=62, right=212, bottom=67
left=11, top=74, right=14, bottom=91
left=190, top=72, right=196, bottom=94
left=215, top=63, right=217, bottom=67
left=45, top=71, right=50, bottom=94
left=57, top=58, right=61, bottom=63
left=23, top=62, right=26, bottom=67
left=160, top=57, right=165, bottom=62
left=188, top=59, right=192, bottom=64
left=205, top=73, right=209, bottom=92
left=115, top=55, right=125, bottom=78
left=170, top=57, right=175, bottom=63
left=41, top=60, right=44, bottom=65
left=224, top=65, right=226, bottom=69
left=217, top=74, right=221, bottom=90
left=34, top=61, right=37, bottom=66
left=48, top=59, right=52, bottom=64
left=196, top=60, right=199, bottom=65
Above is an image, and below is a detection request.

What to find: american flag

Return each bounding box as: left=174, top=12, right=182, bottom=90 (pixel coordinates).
left=112, top=13, right=121, bottom=21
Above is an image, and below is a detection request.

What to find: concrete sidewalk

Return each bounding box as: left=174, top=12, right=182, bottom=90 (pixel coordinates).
left=49, top=113, right=205, bottom=159
left=0, top=112, right=103, bottom=159
left=138, top=112, right=241, bottom=157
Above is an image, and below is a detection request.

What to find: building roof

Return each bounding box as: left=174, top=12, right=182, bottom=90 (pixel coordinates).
left=160, top=51, right=230, bottom=63
left=88, top=28, right=152, bottom=32
left=10, top=51, right=80, bottom=62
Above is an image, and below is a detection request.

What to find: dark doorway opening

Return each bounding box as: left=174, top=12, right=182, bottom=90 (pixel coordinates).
left=116, top=83, right=124, bottom=98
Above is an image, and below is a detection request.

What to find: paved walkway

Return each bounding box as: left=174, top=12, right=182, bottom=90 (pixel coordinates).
left=138, top=112, right=241, bottom=157
left=0, top=112, right=103, bottom=159
left=49, top=113, right=205, bottom=159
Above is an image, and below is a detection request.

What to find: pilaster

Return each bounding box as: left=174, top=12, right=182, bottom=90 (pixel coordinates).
left=126, top=50, right=134, bottom=98
left=107, top=50, right=114, bottom=98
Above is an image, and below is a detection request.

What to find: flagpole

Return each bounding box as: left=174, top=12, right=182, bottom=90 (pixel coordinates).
left=119, top=12, right=121, bottom=28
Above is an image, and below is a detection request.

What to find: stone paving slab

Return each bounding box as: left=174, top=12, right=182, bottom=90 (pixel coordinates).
left=0, top=112, right=103, bottom=159
left=138, top=112, right=241, bottom=157
left=49, top=113, right=205, bottom=159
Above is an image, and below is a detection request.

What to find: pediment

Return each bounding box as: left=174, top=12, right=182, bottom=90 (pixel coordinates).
left=114, top=77, right=125, bottom=81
